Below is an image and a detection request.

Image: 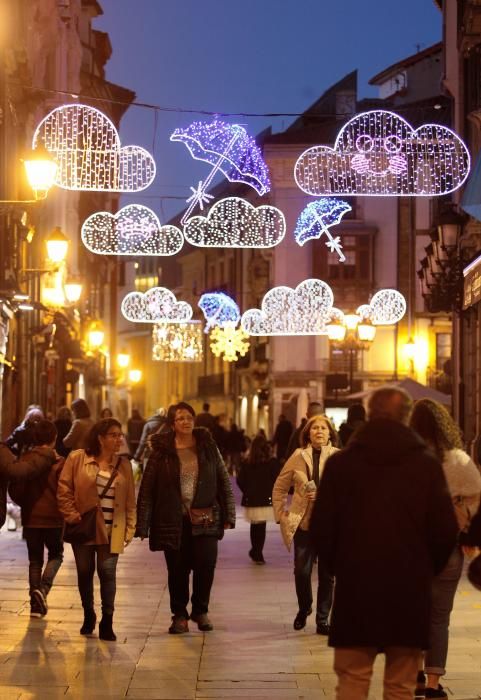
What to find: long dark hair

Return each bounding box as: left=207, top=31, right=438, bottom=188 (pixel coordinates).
left=85, top=418, right=121, bottom=457
left=249, top=434, right=271, bottom=464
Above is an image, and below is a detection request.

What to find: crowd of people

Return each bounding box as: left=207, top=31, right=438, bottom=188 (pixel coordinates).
left=0, top=390, right=481, bottom=699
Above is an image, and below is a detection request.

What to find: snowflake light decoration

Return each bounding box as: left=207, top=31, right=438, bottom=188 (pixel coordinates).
left=294, top=109, right=470, bottom=197
left=210, top=322, right=250, bottom=362
left=198, top=292, right=241, bottom=333
left=357, top=289, right=406, bottom=325
left=241, top=279, right=334, bottom=336
left=294, top=198, right=352, bottom=261
left=152, top=322, right=203, bottom=362
left=32, top=104, right=156, bottom=192
left=171, top=119, right=270, bottom=224
left=81, top=204, right=183, bottom=256
left=121, top=287, right=193, bottom=324
left=184, top=197, right=285, bottom=248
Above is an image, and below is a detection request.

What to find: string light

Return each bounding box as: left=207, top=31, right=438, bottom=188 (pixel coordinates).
left=198, top=292, right=240, bottom=332
left=184, top=197, right=285, bottom=248
left=81, top=204, right=183, bottom=256
left=294, top=198, right=352, bottom=261
left=152, top=322, right=203, bottom=362
left=241, top=278, right=334, bottom=336
left=121, top=287, right=193, bottom=323
left=294, top=109, right=470, bottom=197
left=357, top=289, right=407, bottom=325
left=209, top=322, right=250, bottom=362
left=32, top=103, right=156, bottom=192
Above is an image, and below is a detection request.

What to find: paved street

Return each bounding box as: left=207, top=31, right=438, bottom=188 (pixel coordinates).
left=1, top=488, right=481, bottom=700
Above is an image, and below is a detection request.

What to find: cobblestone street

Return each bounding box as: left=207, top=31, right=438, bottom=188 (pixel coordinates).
left=1, top=493, right=481, bottom=699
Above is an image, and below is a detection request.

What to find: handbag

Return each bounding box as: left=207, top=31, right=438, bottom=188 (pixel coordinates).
left=189, top=506, right=214, bottom=527
left=63, top=459, right=121, bottom=544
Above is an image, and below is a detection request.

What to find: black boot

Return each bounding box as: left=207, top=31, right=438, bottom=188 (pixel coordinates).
left=80, top=608, right=96, bottom=635
left=99, top=613, right=116, bottom=641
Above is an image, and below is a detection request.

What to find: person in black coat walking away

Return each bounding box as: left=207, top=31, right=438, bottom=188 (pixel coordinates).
left=127, top=409, right=145, bottom=458
left=338, top=403, right=366, bottom=447
left=237, top=434, right=280, bottom=564
left=54, top=406, right=72, bottom=458
left=271, top=414, right=294, bottom=463
left=309, top=387, right=458, bottom=700
left=135, top=402, right=236, bottom=635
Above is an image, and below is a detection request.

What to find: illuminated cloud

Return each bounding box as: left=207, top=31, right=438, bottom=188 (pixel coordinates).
left=81, top=205, right=183, bottom=256
left=183, top=197, right=286, bottom=248
left=241, top=279, right=334, bottom=336
left=294, top=109, right=470, bottom=197
left=32, top=104, right=156, bottom=192
left=121, top=287, right=193, bottom=324
left=357, top=289, right=406, bottom=325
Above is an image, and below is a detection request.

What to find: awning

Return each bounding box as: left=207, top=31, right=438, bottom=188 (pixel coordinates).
left=346, top=377, right=451, bottom=406
left=461, top=149, right=481, bottom=221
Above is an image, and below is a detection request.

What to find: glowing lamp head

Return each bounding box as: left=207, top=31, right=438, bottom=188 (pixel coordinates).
left=64, top=279, right=82, bottom=304
left=88, top=322, right=104, bottom=349
left=23, top=145, right=57, bottom=200
left=129, top=369, right=142, bottom=384
left=357, top=319, right=376, bottom=343
left=117, top=352, right=130, bottom=369
left=344, top=313, right=360, bottom=331
left=326, top=319, right=347, bottom=342
left=404, top=337, right=417, bottom=360
left=46, top=227, right=69, bottom=263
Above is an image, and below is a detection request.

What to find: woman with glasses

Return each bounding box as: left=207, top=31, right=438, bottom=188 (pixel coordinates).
left=57, top=418, right=136, bottom=641
left=136, top=402, right=236, bottom=634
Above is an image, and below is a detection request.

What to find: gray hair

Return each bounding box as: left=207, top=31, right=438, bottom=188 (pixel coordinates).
left=367, top=387, right=413, bottom=424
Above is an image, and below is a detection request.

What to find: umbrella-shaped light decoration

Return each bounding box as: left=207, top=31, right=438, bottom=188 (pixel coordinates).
left=198, top=292, right=241, bottom=333
left=171, top=120, right=270, bottom=224
left=294, top=198, right=352, bottom=262
left=210, top=322, right=250, bottom=362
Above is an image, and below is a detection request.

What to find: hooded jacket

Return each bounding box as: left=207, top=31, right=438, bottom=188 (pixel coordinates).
left=135, top=427, right=236, bottom=550
left=309, top=418, right=458, bottom=649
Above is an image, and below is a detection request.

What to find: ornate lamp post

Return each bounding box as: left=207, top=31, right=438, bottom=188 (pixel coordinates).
left=326, top=312, right=376, bottom=391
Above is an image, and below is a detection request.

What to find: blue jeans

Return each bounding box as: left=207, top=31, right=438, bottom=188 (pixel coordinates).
left=23, top=527, right=64, bottom=597
left=72, top=544, right=119, bottom=615
left=293, top=528, right=334, bottom=624
left=425, top=545, right=464, bottom=676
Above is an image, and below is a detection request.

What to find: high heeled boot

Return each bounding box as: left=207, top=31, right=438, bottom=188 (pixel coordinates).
left=80, top=608, right=96, bottom=635
left=99, top=613, right=116, bottom=641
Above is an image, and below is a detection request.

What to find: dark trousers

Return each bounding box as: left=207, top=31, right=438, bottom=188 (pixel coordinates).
left=164, top=517, right=218, bottom=618
left=24, top=526, right=64, bottom=597
left=250, top=522, right=266, bottom=558
left=293, top=528, right=334, bottom=625
left=72, top=544, right=119, bottom=615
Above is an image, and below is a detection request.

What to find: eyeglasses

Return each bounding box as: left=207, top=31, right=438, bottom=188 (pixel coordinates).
left=174, top=415, right=194, bottom=423
left=105, top=431, right=123, bottom=439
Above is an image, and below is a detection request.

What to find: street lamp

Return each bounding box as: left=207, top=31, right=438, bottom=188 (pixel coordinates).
left=45, top=227, right=69, bottom=264
left=22, top=146, right=58, bottom=201
left=327, top=312, right=376, bottom=391
left=129, top=369, right=142, bottom=384
left=64, top=277, right=83, bottom=305
left=117, top=352, right=130, bottom=369
left=87, top=321, right=105, bottom=350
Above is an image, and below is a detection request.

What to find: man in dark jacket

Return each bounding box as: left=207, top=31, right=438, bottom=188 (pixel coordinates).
left=309, top=387, right=458, bottom=700
left=271, top=414, right=294, bottom=462
left=285, top=401, right=323, bottom=460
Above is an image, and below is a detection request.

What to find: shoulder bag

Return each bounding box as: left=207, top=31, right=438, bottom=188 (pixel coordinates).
left=189, top=507, right=214, bottom=527
left=63, top=458, right=120, bottom=544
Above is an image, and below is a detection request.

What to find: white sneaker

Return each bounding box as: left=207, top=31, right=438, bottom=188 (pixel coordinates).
left=6, top=516, right=17, bottom=531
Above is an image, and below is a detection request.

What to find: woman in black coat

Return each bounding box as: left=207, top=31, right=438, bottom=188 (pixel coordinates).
left=236, top=434, right=280, bottom=564
left=135, top=401, right=236, bottom=635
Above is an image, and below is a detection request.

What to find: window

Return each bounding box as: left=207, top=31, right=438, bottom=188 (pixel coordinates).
left=436, top=333, right=451, bottom=372
left=313, top=231, right=374, bottom=291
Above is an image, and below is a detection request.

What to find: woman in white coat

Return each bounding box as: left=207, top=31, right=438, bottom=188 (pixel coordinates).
left=272, top=414, right=339, bottom=634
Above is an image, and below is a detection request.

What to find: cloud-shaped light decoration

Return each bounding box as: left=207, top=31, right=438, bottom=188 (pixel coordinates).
left=241, top=279, right=334, bottom=336
left=294, top=110, right=470, bottom=197
left=32, top=104, right=156, bottom=192
left=357, top=289, right=406, bottom=325
left=210, top=322, right=250, bottom=362
left=198, top=292, right=241, bottom=333
left=81, top=204, right=183, bottom=256
left=152, top=322, right=203, bottom=362
left=121, top=287, right=193, bottom=324
left=184, top=197, right=285, bottom=248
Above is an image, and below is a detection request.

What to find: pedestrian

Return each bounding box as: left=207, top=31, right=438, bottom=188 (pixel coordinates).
left=127, top=409, right=145, bottom=457
left=226, top=422, right=246, bottom=475
left=309, top=387, right=458, bottom=700
left=284, top=401, right=323, bottom=461
left=54, top=405, right=73, bottom=458
left=8, top=420, right=65, bottom=618
left=5, top=404, right=45, bottom=456
left=100, top=407, right=113, bottom=419
left=135, top=401, right=236, bottom=634
left=338, top=402, right=366, bottom=447
left=213, top=413, right=230, bottom=460
left=0, top=441, right=56, bottom=532
left=195, top=402, right=217, bottom=435
left=271, top=413, right=294, bottom=463
left=409, top=398, right=481, bottom=698
left=63, top=399, right=94, bottom=451
left=272, top=414, right=339, bottom=634
left=133, top=407, right=167, bottom=474
left=57, top=418, right=136, bottom=641
left=237, top=434, right=280, bottom=564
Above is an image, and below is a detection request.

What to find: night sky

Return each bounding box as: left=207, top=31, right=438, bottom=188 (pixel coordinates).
left=94, top=0, right=442, bottom=219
